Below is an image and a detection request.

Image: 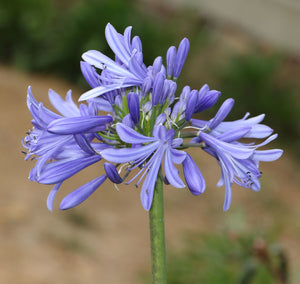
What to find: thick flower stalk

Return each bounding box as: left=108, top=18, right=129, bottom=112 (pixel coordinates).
left=23, top=22, right=282, bottom=212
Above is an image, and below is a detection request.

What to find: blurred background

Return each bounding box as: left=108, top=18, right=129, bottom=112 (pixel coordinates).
left=1, top=0, right=299, bottom=283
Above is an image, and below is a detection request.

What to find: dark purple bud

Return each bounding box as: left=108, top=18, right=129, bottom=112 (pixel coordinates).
left=47, top=116, right=112, bottom=135
left=183, top=154, right=206, bottom=195
left=152, top=72, right=165, bottom=106
left=60, top=175, right=107, bottom=210
left=166, top=46, right=176, bottom=77
left=163, top=176, right=170, bottom=185
left=152, top=56, right=163, bottom=75
left=104, top=163, right=123, bottom=184
left=173, top=38, right=190, bottom=78
left=127, top=92, right=140, bottom=124
left=185, top=90, right=198, bottom=121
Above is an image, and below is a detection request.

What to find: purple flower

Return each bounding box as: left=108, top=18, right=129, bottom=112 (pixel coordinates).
left=101, top=123, right=186, bottom=210
left=190, top=99, right=282, bottom=210
left=79, top=23, right=148, bottom=101
left=23, top=23, right=283, bottom=213
left=23, top=87, right=111, bottom=210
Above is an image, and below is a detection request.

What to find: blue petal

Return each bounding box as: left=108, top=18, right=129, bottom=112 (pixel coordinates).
left=152, top=72, right=165, bottom=105
left=209, top=98, right=235, bottom=129
left=216, top=126, right=251, bottom=142
left=82, top=50, right=134, bottom=77
left=140, top=149, right=164, bottom=210
left=105, top=23, right=131, bottom=65
left=104, top=163, right=123, bottom=184
left=79, top=84, right=133, bottom=101
left=48, top=89, right=80, bottom=117
left=128, top=51, right=147, bottom=79
left=173, top=38, right=190, bottom=78
left=199, top=132, right=253, bottom=159
left=127, top=92, right=140, bottom=124
left=195, top=88, right=221, bottom=113
left=191, top=119, right=207, bottom=129
left=116, top=123, right=156, bottom=144
left=169, top=148, right=186, bottom=164
left=60, top=175, right=107, bottom=210
left=166, top=46, right=176, bottom=77
left=132, top=36, right=142, bottom=52
left=220, top=164, right=233, bottom=211
left=38, top=155, right=101, bottom=184
left=164, top=149, right=185, bottom=188
left=74, top=134, right=96, bottom=155
left=253, top=149, right=283, bottom=162
left=122, top=114, right=135, bottom=128
left=101, top=141, right=159, bottom=163
left=47, top=183, right=62, bottom=211
left=155, top=113, right=166, bottom=126
left=48, top=116, right=112, bottom=135
left=185, top=90, right=198, bottom=121
left=80, top=61, right=101, bottom=88
left=182, top=154, right=205, bottom=195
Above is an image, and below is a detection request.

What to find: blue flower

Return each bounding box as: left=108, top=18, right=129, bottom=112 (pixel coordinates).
left=23, top=23, right=283, bottom=212
left=101, top=123, right=186, bottom=210
left=190, top=99, right=283, bottom=210
left=79, top=23, right=148, bottom=101
left=23, top=87, right=111, bottom=211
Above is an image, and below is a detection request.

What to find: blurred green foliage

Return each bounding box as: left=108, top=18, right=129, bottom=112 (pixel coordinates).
left=0, top=0, right=181, bottom=83
left=143, top=232, right=288, bottom=284
left=217, top=53, right=300, bottom=148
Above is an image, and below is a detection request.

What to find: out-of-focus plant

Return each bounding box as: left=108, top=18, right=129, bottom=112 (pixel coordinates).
left=217, top=54, right=300, bottom=151
left=142, top=232, right=288, bottom=284
left=0, top=0, right=182, bottom=84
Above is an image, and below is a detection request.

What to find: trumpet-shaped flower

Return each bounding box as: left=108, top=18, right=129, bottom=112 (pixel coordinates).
left=101, top=123, right=186, bottom=210
left=23, top=23, right=282, bottom=212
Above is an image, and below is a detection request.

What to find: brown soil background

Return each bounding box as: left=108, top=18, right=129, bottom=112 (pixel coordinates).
left=1, top=65, right=299, bottom=283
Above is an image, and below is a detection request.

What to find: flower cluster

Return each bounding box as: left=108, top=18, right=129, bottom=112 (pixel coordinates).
left=23, top=23, right=283, bottom=211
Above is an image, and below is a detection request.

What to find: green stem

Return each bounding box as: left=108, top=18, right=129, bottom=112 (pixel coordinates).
left=149, top=172, right=167, bottom=284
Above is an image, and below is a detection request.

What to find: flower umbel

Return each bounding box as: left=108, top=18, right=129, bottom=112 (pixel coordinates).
left=23, top=23, right=283, bottom=211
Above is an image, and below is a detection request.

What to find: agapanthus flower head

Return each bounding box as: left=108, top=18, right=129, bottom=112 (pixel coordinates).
left=23, top=23, right=282, bottom=212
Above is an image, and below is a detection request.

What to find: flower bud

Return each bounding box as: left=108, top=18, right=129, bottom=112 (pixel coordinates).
left=104, top=163, right=123, bottom=184
left=166, top=46, right=176, bottom=77
left=127, top=92, right=140, bottom=124
left=173, top=38, right=190, bottom=78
